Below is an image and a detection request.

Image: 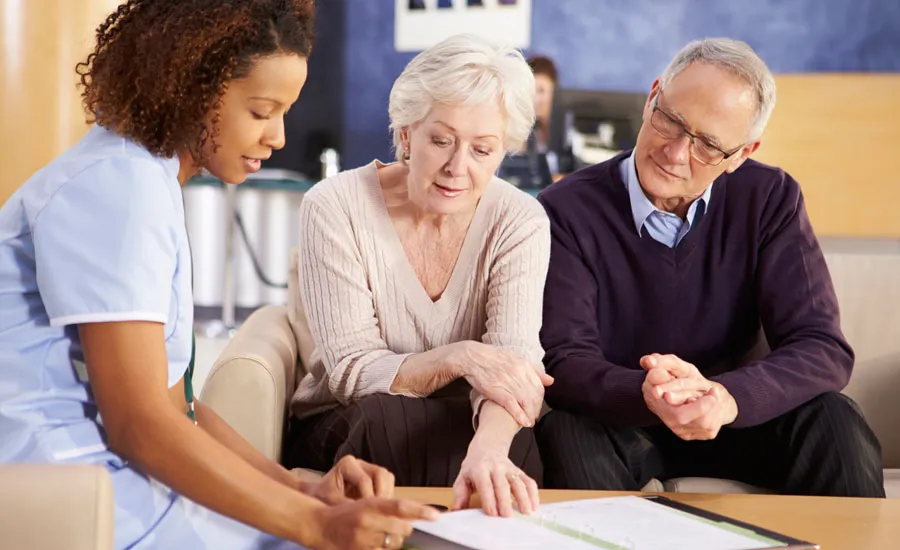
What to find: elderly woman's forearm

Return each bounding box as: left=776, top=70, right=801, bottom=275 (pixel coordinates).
left=389, top=344, right=463, bottom=396
left=470, top=401, right=520, bottom=452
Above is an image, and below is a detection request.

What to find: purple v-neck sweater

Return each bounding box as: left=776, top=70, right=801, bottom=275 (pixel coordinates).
left=538, top=152, right=853, bottom=428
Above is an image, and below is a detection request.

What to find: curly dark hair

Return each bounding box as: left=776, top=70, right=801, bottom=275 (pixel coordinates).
left=76, top=0, right=315, bottom=161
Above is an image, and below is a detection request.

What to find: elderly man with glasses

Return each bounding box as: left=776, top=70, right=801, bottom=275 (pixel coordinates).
left=534, top=38, right=884, bottom=498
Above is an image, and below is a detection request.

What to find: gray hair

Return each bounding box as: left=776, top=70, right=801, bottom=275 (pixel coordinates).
left=660, top=38, right=776, bottom=141
left=388, top=34, right=536, bottom=161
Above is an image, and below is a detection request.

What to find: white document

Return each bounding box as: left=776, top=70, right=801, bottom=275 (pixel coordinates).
left=410, top=496, right=790, bottom=550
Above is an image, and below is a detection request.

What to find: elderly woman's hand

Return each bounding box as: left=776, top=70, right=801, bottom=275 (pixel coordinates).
left=451, top=440, right=540, bottom=517
left=447, top=341, right=553, bottom=427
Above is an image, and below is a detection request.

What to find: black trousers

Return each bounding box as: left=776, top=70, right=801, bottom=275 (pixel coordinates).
left=285, top=393, right=543, bottom=487
left=535, top=392, right=885, bottom=498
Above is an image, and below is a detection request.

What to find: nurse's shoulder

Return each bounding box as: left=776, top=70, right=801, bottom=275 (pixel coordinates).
left=19, top=125, right=181, bottom=229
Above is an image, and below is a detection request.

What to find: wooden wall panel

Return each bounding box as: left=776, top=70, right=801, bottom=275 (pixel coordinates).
left=1, top=0, right=121, bottom=205
left=754, top=74, right=900, bottom=237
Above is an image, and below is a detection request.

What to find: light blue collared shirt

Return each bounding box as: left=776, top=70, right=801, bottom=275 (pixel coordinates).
left=620, top=151, right=712, bottom=248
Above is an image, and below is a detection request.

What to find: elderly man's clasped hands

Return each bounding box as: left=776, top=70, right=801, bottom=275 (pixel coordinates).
left=640, top=354, right=739, bottom=441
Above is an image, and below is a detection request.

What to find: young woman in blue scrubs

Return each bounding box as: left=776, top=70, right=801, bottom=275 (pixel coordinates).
left=0, top=1, right=436, bottom=548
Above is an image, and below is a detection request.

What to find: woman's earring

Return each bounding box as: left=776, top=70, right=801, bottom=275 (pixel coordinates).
left=400, top=130, right=411, bottom=162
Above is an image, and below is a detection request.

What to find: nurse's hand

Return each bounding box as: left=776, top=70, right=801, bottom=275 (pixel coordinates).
left=309, top=497, right=439, bottom=550
left=307, top=456, right=397, bottom=505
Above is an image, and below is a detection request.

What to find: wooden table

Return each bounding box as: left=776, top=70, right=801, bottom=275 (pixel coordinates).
left=396, top=488, right=900, bottom=549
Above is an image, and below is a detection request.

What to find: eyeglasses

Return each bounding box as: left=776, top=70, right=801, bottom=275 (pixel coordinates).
left=650, top=92, right=744, bottom=166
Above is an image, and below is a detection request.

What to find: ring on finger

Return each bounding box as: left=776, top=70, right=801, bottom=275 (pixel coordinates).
left=383, top=532, right=392, bottom=548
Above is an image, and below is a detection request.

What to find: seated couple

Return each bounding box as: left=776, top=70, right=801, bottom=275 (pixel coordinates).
left=282, top=33, right=887, bottom=514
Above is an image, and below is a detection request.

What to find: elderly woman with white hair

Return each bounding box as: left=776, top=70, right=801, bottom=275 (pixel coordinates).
left=284, top=34, right=553, bottom=516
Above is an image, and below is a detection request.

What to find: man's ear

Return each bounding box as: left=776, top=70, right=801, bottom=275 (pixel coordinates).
left=724, top=140, right=761, bottom=173
left=644, top=78, right=662, bottom=116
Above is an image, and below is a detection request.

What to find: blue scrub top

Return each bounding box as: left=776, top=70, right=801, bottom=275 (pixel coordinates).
left=0, top=124, right=192, bottom=465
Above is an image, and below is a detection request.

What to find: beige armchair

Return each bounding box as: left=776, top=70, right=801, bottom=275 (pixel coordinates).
left=202, top=304, right=305, bottom=462
left=203, top=240, right=900, bottom=497
left=0, top=464, right=114, bottom=550
left=7, top=241, right=893, bottom=550
left=202, top=247, right=317, bottom=464
left=2, top=245, right=893, bottom=550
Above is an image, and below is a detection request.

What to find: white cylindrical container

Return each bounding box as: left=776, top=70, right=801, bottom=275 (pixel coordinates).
left=183, top=181, right=227, bottom=308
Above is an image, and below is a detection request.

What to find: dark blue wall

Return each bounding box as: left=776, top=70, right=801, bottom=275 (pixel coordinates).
left=343, top=3, right=416, bottom=171
left=342, top=0, right=900, bottom=170
left=269, top=0, right=346, bottom=177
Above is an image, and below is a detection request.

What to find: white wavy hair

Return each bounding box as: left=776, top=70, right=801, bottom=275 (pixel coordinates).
left=388, top=33, right=536, bottom=161
left=661, top=38, right=777, bottom=141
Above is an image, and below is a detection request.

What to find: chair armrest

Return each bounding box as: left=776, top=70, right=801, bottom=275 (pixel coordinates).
left=662, top=477, right=775, bottom=494
left=0, top=464, right=114, bottom=550
left=201, top=304, right=298, bottom=462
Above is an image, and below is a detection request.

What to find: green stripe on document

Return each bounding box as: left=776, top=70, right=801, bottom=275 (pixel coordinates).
left=517, top=513, right=630, bottom=549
